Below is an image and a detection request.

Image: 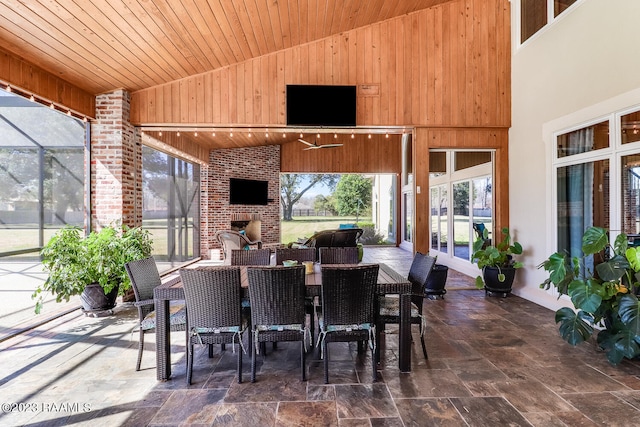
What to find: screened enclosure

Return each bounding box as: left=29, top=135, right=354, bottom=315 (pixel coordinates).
left=0, top=90, right=86, bottom=259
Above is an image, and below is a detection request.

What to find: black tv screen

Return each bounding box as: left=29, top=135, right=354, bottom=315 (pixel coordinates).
left=229, top=178, right=269, bottom=205
left=286, top=85, right=356, bottom=127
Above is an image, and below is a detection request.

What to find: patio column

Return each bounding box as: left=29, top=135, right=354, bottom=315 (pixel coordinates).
left=90, top=89, right=142, bottom=230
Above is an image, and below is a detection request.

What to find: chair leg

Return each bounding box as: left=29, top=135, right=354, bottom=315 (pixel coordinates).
left=237, top=341, right=243, bottom=384
left=370, top=346, right=377, bottom=382
left=323, top=341, right=329, bottom=384
left=136, top=330, right=144, bottom=371
left=419, top=324, right=428, bottom=359
left=251, top=335, right=258, bottom=383
left=208, top=344, right=214, bottom=358
left=186, top=341, right=193, bottom=385
left=301, top=340, right=306, bottom=381
left=375, top=322, right=382, bottom=364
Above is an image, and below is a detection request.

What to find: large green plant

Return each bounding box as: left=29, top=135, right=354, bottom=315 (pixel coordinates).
left=471, top=227, right=523, bottom=288
left=33, top=224, right=152, bottom=314
left=538, top=226, right=640, bottom=365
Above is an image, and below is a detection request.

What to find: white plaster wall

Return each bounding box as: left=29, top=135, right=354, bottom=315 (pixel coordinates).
left=510, top=0, right=640, bottom=310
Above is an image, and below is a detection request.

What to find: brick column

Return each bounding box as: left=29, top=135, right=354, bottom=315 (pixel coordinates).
left=90, top=89, right=141, bottom=230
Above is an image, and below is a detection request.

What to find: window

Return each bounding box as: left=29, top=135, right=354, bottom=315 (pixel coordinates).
left=0, top=90, right=86, bottom=259
left=557, top=120, right=609, bottom=158
left=142, top=146, right=200, bottom=272
left=553, top=107, right=640, bottom=257
left=429, top=151, right=493, bottom=265
left=520, top=0, right=580, bottom=44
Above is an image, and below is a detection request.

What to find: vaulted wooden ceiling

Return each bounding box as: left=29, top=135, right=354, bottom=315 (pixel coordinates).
left=0, top=0, right=454, bottom=96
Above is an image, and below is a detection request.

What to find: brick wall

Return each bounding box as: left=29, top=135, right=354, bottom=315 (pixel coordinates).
left=90, top=90, right=141, bottom=230
left=202, top=145, right=281, bottom=259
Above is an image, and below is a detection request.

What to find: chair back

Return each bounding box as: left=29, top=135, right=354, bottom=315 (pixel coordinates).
left=180, top=267, right=243, bottom=329
left=408, top=253, right=437, bottom=306
left=275, top=247, right=315, bottom=265
left=247, top=266, right=306, bottom=327
left=320, top=264, right=379, bottom=327
left=231, top=248, right=271, bottom=265
left=125, top=256, right=161, bottom=302
left=216, top=230, right=243, bottom=249
left=319, top=247, right=359, bottom=264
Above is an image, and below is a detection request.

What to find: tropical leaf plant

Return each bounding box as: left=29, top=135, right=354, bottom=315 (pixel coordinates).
left=538, top=226, right=640, bottom=365
left=471, top=227, right=523, bottom=289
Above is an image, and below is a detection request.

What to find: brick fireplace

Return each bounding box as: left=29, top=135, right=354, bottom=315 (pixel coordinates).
left=201, top=145, right=281, bottom=259
left=230, top=213, right=262, bottom=242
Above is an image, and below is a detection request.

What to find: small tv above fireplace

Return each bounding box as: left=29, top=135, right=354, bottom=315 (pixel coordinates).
left=229, top=178, right=269, bottom=205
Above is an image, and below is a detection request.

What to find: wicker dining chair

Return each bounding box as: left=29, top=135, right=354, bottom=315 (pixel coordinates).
left=377, top=252, right=436, bottom=361
left=275, top=247, right=316, bottom=265
left=318, top=264, right=379, bottom=384
left=125, top=256, right=187, bottom=371
left=231, top=248, right=272, bottom=265
left=275, top=247, right=317, bottom=341
left=318, top=247, right=359, bottom=264
left=247, top=265, right=308, bottom=382
left=180, top=267, right=246, bottom=385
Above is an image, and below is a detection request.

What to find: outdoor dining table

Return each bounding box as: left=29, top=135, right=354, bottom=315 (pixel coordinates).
left=153, top=262, right=413, bottom=380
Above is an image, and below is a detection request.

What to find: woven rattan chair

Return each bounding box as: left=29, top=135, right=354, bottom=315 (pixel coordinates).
left=319, top=247, right=359, bottom=264
left=318, top=264, right=379, bottom=384
left=275, top=247, right=317, bottom=341
left=377, top=252, right=436, bottom=361
left=247, top=265, right=308, bottom=382
left=275, top=247, right=316, bottom=265
left=125, top=256, right=187, bottom=371
left=215, top=230, right=263, bottom=264
left=180, top=267, right=246, bottom=385
left=231, top=248, right=272, bottom=265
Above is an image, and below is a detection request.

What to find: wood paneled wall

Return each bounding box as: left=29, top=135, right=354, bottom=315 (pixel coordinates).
left=413, top=127, right=509, bottom=254
left=280, top=134, right=402, bottom=173
left=0, top=47, right=95, bottom=118
left=131, top=0, right=510, bottom=129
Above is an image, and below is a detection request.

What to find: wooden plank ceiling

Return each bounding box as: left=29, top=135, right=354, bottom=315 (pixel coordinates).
left=0, top=0, right=453, bottom=96
left=0, top=0, right=455, bottom=154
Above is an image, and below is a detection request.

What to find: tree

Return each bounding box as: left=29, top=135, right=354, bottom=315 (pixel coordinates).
left=314, top=194, right=337, bottom=215
left=280, top=174, right=338, bottom=221
left=334, top=175, right=372, bottom=216
left=453, top=182, right=470, bottom=215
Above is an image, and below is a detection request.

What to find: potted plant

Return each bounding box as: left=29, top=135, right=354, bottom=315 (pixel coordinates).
left=471, top=227, right=523, bottom=297
left=33, top=224, right=152, bottom=314
left=538, top=226, right=640, bottom=365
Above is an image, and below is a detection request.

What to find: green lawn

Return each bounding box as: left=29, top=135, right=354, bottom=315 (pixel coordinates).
left=280, top=216, right=365, bottom=245
left=431, top=216, right=492, bottom=244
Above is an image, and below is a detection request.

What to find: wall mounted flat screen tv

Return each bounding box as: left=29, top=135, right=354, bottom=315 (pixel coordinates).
left=229, top=178, right=269, bottom=205
left=286, top=85, right=357, bottom=127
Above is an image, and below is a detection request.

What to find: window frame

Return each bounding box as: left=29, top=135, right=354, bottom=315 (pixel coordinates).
left=514, top=0, right=585, bottom=50
left=551, top=107, right=640, bottom=255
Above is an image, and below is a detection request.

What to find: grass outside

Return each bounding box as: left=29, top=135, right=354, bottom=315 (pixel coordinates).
left=280, top=216, right=364, bottom=245
left=431, top=216, right=493, bottom=245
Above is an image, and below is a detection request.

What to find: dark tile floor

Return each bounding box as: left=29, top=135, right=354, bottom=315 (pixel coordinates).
left=1, top=247, right=640, bottom=426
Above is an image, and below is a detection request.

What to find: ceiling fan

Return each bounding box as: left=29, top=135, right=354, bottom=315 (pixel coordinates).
left=298, top=138, right=343, bottom=150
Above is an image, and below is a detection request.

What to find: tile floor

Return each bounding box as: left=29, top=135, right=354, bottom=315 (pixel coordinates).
left=1, top=247, right=640, bottom=426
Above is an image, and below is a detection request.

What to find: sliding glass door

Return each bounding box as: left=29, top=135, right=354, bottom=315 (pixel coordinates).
left=429, top=151, right=493, bottom=272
